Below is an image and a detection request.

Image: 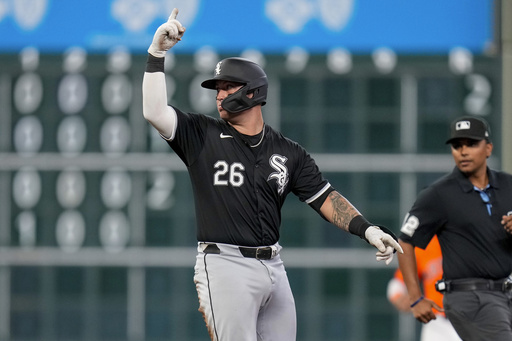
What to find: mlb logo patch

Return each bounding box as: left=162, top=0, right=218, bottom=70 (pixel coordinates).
left=455, top=121, right=471, bottom=130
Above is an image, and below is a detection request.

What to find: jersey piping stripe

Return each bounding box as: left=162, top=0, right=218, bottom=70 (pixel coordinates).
left=305, top=182, right=332, bottom=204
left=203, top=254, right=220, bottom=341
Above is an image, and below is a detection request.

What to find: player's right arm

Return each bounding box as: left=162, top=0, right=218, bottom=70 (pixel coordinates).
left=320, top=191, right=403, bottom=264
left=142, top=8, right=185, bottom=140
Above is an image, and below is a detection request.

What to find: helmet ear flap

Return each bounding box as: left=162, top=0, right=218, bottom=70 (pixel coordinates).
left=251, top=88, right=260, bottom=97
left=221, top=85, right=255, bottom=114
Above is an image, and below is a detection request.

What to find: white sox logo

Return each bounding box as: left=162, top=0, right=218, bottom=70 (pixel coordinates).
left=215, top=61, right=222, bottom=76
left=267, top=154, right=289, bottom=195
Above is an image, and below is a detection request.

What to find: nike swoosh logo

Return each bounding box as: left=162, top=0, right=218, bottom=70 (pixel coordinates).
left=220, top=133, right=233, bottom=139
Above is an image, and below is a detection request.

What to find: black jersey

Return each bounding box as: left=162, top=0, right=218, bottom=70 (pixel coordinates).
left=399, top=167, right=512, bottom=280
left=167, top=108, right=333, bottom=246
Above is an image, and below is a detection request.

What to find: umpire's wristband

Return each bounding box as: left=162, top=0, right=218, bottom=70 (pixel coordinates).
left=410, top=296, right=424, bottom=308
left=146, top=54, right=165, bottom=73
left=348, top=215, right=372, bottom=242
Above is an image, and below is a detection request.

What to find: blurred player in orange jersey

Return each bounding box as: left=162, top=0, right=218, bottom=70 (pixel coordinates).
left=387, top=236, right=461, bottom=341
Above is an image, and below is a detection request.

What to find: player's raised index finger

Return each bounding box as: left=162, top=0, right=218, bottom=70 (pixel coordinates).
left=168, top=8, right=179, bottom=21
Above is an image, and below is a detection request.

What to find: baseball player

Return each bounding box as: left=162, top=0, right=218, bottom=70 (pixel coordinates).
left=397, top=116, right=512, bottom=341
left=387, top=236, right=461, bottom=341
left=142, top=9, right=403, bottom=341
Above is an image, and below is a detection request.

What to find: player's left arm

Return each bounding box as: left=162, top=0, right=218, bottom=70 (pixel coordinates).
left=319, top=190, right=360, bottom=232
left=320, top=191, right=403, bottom=264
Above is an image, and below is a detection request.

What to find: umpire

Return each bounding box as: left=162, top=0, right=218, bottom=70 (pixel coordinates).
left=397, top=116, right=512, bottom=340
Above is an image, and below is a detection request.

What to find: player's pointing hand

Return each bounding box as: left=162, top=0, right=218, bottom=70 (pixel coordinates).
left=148, top=8, right=186, bottom=58
left=365, top=226, right=404, bottom=265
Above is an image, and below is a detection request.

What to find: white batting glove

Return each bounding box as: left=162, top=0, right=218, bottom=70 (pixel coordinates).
left=365, top=226, right=403, bottom=265
left=148, top=8, right=186, bottom=58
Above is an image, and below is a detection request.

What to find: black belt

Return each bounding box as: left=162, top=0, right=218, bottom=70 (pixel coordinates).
left=436, top=278, right=512, bottom=293
left=203, top=244, right=275, bottom=260
left=238, top=246, right=274, bottom=260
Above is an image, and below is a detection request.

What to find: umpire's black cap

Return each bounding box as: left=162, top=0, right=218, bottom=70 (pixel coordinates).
left=446, top=116, right=491, bottom=144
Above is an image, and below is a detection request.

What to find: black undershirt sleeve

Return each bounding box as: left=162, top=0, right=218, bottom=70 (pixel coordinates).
left=308, top=185, right=335, bottom=221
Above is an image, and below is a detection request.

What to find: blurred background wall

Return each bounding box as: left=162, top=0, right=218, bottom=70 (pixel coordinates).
left=0, top=0, right=505, bottom=340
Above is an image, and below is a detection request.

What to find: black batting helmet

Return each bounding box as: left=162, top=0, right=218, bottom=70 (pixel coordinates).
left=201, top=57, right=268, bottom=113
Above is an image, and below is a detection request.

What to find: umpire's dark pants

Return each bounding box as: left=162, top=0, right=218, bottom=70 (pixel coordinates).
left=444, top=290, right=512, bottom=341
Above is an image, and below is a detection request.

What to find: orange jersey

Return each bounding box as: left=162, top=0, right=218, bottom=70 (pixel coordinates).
left=394, top=236, right=444, bottom=314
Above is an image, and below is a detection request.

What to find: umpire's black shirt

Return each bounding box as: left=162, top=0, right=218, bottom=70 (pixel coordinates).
left=400, top=167, right=512, bottom=280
